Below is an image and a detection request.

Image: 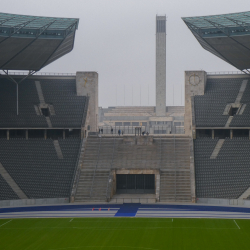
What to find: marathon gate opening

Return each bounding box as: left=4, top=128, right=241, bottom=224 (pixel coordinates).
left=116, top=174, right=155, bottom=194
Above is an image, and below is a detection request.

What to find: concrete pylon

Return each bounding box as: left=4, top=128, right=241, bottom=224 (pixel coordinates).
left=156, top=15, right=166, bottom=117
left=76, top=72, right=98, bottom=132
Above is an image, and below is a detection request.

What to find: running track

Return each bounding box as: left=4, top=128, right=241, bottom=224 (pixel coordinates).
left=1, top=203, right=250, bottom=219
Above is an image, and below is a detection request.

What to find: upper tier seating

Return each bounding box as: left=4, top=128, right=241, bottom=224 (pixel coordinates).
left=194, top=78, right=243, bottom=127
left=40, top=79, right=87, bottom=127
left=0, top=138, right=81, bottom=200
left=0, top=77, right=87, bottom=128
left=0, top=78, right=47, bottom=127
left=230, top=80, right=250, bottom=127
left=194, top=138, right=250, bottom=199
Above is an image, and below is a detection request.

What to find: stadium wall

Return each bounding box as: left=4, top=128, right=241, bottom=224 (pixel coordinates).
left=0, top=197, right=69, bottom=207
left=197, top=198, right=250, bottom=207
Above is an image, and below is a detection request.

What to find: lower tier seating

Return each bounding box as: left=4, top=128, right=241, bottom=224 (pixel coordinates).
left=194, top=138, right=250, bottom=199
left=0, top=138, right=81, bottom=200
left=0, top=175, right=19, bottom=200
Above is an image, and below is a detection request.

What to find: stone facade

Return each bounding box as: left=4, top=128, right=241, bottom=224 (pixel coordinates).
left=184, top=70, right=207, bottom=203
left=76, top=72, right=98, bottom=132
left=156, top=16, right=166, bottom=117
left=184, top=70, right=207, bottom=137
left=99, top=106, right=184, bottom=134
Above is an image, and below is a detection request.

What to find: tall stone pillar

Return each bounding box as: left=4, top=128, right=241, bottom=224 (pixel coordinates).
left=156, top=16, right=166, bottom=117
left=76, top=72, right=98, bottom=132
left=184, top=71, right=207, bottom=137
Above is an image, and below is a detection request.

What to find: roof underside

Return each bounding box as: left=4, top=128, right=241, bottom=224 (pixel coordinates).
left=182, top=11, right=250, bottom=71
left=0, top=13, right=79, bottom=71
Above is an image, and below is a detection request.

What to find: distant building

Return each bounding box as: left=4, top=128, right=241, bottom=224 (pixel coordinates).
left=99, top=16, right=184, bottom=135
left=98, top=106, right=184, bottom=134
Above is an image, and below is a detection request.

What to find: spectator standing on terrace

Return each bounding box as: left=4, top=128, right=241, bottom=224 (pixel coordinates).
left=122, top=130, right=124, bottom=135
left=111, top=127, right=113, bottom=134
left=101, top=128, right=103, bottom=134
left=118, top=130, right=121, bottom=136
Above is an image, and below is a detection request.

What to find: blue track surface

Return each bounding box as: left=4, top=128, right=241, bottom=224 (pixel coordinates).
left=115, top=203, right=140, bottom=217
left=1, top=203, right=250, bottom=219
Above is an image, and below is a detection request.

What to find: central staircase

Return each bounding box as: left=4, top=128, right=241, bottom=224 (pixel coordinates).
left=74, top=137, right=115, bottom=202
left=74, top=135, right=191, bottom=203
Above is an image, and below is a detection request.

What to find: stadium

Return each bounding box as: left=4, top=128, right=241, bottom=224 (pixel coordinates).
left=1, top=9, right=250, bottom=250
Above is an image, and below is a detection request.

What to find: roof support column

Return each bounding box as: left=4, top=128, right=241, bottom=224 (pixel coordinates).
left=2, top=70, right=36, bottom=115
left=16, top=83, right=18, bottom=115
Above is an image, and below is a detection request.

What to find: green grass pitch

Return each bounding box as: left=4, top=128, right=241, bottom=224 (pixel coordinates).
left=0, top=218, right=249, bottom=250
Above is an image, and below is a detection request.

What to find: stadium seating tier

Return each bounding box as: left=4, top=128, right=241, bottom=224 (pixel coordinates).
left=0, top=138, right=81, bottom=200
left=0, top=78, right=87, bottom=128
left=194, top=138, right=250, bottom=199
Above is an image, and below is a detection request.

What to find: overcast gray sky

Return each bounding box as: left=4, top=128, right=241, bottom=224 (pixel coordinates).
left=1, top=0, right=248, bottom=107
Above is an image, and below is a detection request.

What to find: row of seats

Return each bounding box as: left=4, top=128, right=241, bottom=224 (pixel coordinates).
left=194, top=138, right=250, bottom=199
left=0, top=77, right=88, bottom=128
left=0, top=175, right=19, bottom=200
left=194, top=78, right=246, bottom=127
left=0, top=138, right=81, bottom=200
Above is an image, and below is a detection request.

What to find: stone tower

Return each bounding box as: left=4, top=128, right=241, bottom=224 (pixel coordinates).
left=156, top=15, right=166, bottom=116
left=76, top=71, right=98, bottom=132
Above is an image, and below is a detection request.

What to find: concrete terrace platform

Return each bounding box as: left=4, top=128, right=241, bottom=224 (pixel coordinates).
left=110, top=194, right=157, bottom=204
left=1, top=203, right=250, bottom=219
left=92, top=134, right=189, bottom=138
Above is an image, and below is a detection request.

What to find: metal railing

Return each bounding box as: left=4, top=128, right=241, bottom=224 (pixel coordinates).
left=105, top=137, right=116, bottom=201
left=70, top=138, right=85, bottom=201
left=207, top=71, right=245, bottom=75
left=90, top=136, right=102, bottom=197
left=98, top=126, right=146, bottom=135
left=98, top=126, right=184, bottom=135
left=110, top=198, right=156, bottom=204
left=0, top=71, right=75, bottom=76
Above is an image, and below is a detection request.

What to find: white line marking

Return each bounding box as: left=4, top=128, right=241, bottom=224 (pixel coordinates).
left=0, top=226, right=238, bottom=230
left=69, top=218, right=73, bottom=222
left=49, top=246, right=158, bottom=250
left=0, top=220, right=12, bottom=227
left=234, top=220, right=240, bottom=229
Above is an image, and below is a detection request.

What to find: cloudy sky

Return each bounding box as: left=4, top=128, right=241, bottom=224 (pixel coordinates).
left=1, top=0, right=248, bottom=107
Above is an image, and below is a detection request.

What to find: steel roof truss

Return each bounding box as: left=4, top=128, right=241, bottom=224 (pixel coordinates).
left=0, top=20, right=56, bottom=70
left=204, top=19, right=250, bottom=56
left=0, top=16, right=16, bottom=25
left=185, top=22, right=240, bottom=70
left=224, top=17, right=250, bottom=32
